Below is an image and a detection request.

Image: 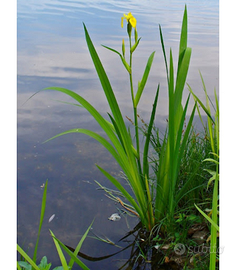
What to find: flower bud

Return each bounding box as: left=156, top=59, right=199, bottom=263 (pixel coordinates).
left=135, top=27, right=138, bottom=43
left=122, top=39, right=125, bottom=57
left=127, top=22, right=132, bottom=38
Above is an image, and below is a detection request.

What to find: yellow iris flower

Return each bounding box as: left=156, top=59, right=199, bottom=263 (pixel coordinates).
left=121, top=12, right=137, bottom=28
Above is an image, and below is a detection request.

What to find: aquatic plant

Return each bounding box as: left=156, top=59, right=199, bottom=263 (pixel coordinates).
left=41, top=11, right=158, bottom=231
left=189, top=76, right=219, bottom=270
left=152, top=6, right=196, bottom=227
left=30, top=6, right=216, bottom=238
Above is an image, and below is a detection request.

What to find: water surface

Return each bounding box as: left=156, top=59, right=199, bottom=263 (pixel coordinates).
left=17, top=0, right=218, bottom=268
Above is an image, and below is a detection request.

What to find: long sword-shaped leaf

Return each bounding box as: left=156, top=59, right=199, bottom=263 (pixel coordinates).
left=187, top=83, right=215, bottom=124
left=96, top=165, right=146, bottom=223
left=134, top=51, right=155, bottom=107
left=49, top=231, right=70, bottom=270
left=50, top=232, right=90, bottom=270
left=107, top=113, right=126, bottom=153
left=143, top=84, right=160, bottom=178
left=83, top=24, right=140, bottom=189
left=177, top=4, right=188, bottom=75
left=68, top=220, right=94, bottom=269
left=209, top=170, right=219, bottom=269
left=17, top=262, right=22, bottom=270
left=83, top=24, right=131, bottom=150
left=44, top=128, right=129, bottom=173
left=194, top=204, right=219, bottom=231
left=177, top=103, right=197, bottom=173
left=174, top=47, right=191, bottom=113
left=159, top=25, right=169, bottom=81
left=43, top=87, right=129, bottom=160
left=33, top=179, right=48, bottom=263
left=102, top=45, right=131, bottom=73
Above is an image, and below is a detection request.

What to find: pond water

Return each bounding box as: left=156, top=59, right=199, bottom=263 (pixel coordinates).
left=17, top=0, right=218, bottom=269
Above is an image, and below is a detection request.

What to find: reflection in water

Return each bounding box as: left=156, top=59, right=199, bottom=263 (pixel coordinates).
left=17, top=0, right=218, bottom=268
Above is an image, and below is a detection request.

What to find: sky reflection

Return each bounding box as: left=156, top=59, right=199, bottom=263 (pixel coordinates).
left=17, top=0, right=218, bottom=268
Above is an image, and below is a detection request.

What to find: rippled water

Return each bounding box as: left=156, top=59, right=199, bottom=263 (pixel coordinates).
left=17, top=0, right=218, bottom=268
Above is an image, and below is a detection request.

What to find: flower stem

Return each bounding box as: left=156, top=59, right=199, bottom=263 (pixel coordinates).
left=128, top=35, right=142, bottom=175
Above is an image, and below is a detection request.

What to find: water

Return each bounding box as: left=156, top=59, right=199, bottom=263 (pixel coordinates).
left=17, top=0, right=218, bottom=269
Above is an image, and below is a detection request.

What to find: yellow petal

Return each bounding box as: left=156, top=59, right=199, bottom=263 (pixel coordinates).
left=121, top=16, right=124, bottom=28
left=129, top=17, right=136, bottom=28
left=123, top=13, right=128, bottom=19
left=127, top=12, right=133, bottom=19
left=122, top=12, right=137, bottom=28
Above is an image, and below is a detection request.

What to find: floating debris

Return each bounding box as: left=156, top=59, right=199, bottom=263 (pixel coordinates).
left=49, top=214, right=55, bottom=223
left=108, top=213, right=121, bottom=221
left=40, top=183, right=45, bottom=188
left=154, top=244, right=161, bottom=250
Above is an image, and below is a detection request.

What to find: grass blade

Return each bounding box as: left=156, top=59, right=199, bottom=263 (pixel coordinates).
left=159, top=25, right=169, bottom=81
left=102, top=45, right=131, bottom=73
left=33, top=179, right=48, bottom=263
left=83, top=24, right=127, bottom=139
left=83, top=24, right=141, bottom=189
left=194, top=204, right=219, bottom=231
left=68, top=220, right=94, bottom=268
left=50, top=230, right=69, bottom=270
left=96, top=165, right=142, bottom=218
left=134, top=51, right=155, bottom=107
left=177, top=4, right=188, bottom=73
left=187, top=83, right=215, bottom=124
left=174, top=47, right=191, bottom=113
left=17, top=244, right=40, bottom=270
left=143, top=84, right=160, bottom=177
left=17, top=262, right=22, bottom=270
left=50, top=230, right=90, bottom=270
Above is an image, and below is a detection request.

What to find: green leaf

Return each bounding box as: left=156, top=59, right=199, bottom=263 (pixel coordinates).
left=130, top=37, right=141, bottom=53
left=17, top=262, right=23, bottom=270
left=33, top=180, right=48, bottom=263
left=18, top=261, right=32, bottom=270
left=177, top=4, right=188, bottom=74
left=107, top=113, right=126, bottom=152
left=50, top=231, right=69, bottom=270
left=43, top=87, right=128, bottom=166
left=134, top=51, right=155, bottom=107
left=50, top=231, right=90, bottom=270
left=210, top=170, right=219, bottom=269
left=195, top=204, right=219, bottom=231
left=17, top=244, right=40, bottom=270
left=175, top=100, right=196, bottom=179
left=203, top=158, right=219, bottom=165
left=16, top=262, right=23, bottom=270
left=143, top=84, right=160, bottom=177
left=174, top=47, right=191, bottom=112
left=96, top=165, right=142, bottom=219
left=44, top=128, right=129, bottom=175
left=68, top=220, right=94, bottom=269
left=187, top=78, right=215, bottom=124
left=83, top=24, right=137, bottom=169
left=83, top=24, right=128, bottom=126
left=38, top=256, right=51, bottom=270
left=159, top=25, right=169, bottom=81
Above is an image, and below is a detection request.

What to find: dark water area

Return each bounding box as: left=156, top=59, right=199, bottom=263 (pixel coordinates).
left=17, top=0, right=218, bottom=269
